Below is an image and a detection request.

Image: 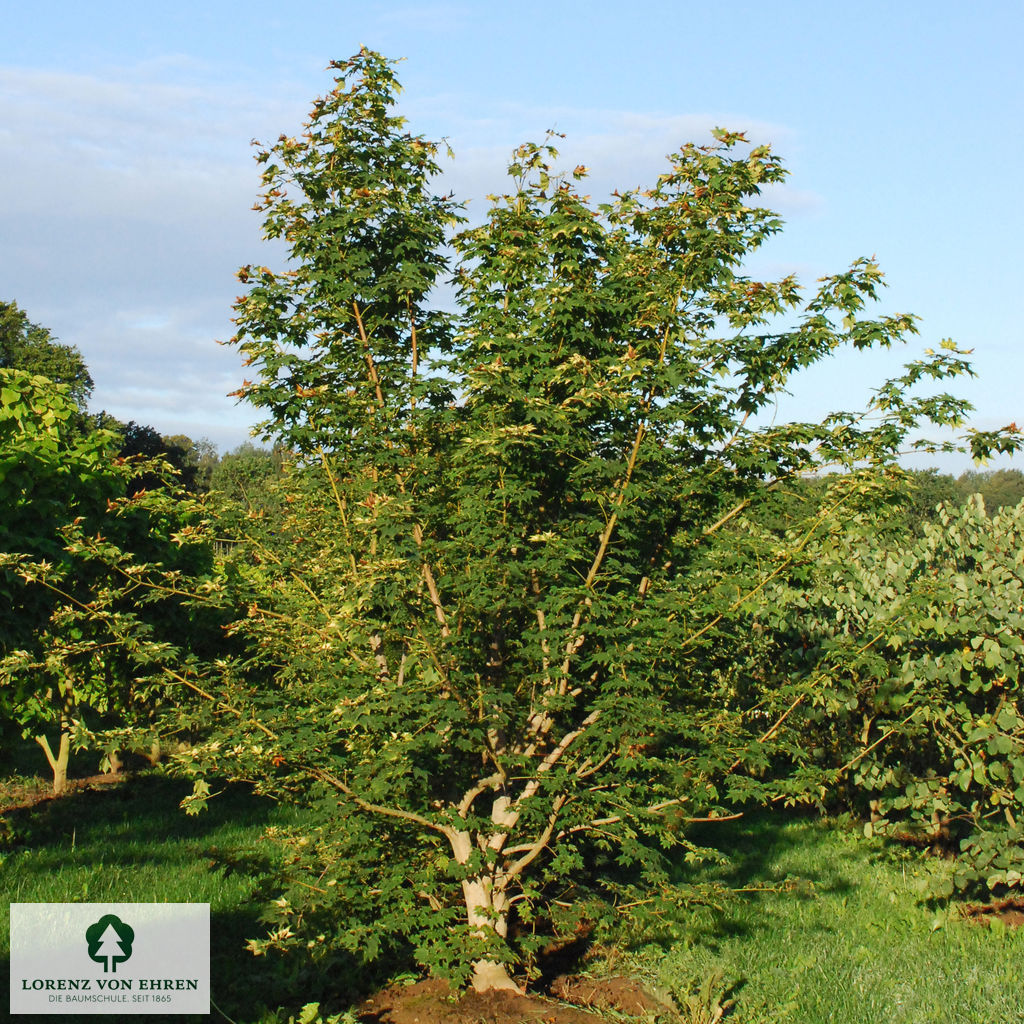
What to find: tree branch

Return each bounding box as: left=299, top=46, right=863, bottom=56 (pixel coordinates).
left=352, top=300, right=385, bottom=408
left=167, top=669, right=449, bottom=836
left=412, top=523, right=451, bottom=638
left=308, top=765, right=452, bottom=837
left=501, top=794, right=568, bottom=881
left=556, top=295, right=682, bottom=687
left=457, top=773, right=505, bottom=818
left=679, top=492, right=850, bottom=653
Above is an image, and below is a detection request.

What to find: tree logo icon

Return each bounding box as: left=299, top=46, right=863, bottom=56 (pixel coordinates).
left=85, top=914, right=135, bottom=973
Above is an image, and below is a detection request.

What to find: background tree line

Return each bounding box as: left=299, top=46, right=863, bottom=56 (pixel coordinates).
left=1, top=299, right=282, bottom=790
left=2, top=298, right=283, bottom=497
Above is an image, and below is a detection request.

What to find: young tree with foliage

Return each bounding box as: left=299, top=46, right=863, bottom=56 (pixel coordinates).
left=0, top=370, right=217, bottom=791
left=749, top=493, right=1024, bottom=898
left=173, top=50, right=1019, bottom=992
left=1, top=370, right=113, bottom=787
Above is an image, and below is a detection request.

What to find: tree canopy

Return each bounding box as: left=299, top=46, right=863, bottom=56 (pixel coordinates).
left=0, top=300, right=93, bottom=412
left=155, top=49, right=1023, bottom=993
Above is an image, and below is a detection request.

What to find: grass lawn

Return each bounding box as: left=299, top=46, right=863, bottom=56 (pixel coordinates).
left=0, top=770, right=322, bottom=1024
left=2, top=767, right=1023, bottom=1023
left=623, top=812, right=1024, bottom=1023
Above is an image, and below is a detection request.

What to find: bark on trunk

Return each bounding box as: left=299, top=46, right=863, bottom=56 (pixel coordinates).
left=471, top=958, right=520, bottom=993
left=449, top=830, right=521, bottom=993
left=462, top=877, right=520, bottom=993
left=36, top=728, right=71, bottom=796
left=53, top=731, right=70, bottom=796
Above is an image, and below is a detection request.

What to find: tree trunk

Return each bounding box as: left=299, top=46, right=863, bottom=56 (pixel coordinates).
left=36, top=727, right=71, bottom=796
left=461, top=876, right=520, bottom=993
left=449, top=829, right=521, bottom=993
left=36, top=684, right=76, bottom=795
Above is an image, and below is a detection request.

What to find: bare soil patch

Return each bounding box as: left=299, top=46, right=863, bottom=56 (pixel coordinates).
left=548, top=974, right=667, bottom=1015
left=357, top=976, right=672, bottom=1024
left=0, top=772, right=123, bottom=814
left=960, top=896, right=1024, bottom=928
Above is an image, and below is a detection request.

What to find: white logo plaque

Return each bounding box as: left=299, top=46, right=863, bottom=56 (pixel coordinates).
left=10, top=903, right=210, bottom=1014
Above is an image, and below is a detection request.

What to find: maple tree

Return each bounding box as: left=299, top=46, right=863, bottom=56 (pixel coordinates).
left=170, top=50, right=1018, bottom=991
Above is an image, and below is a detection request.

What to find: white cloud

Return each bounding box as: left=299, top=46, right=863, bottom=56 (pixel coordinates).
left=1, top=63, right=299, bottom=448
left=3, top=63, right=826, bottom=451
left=422, top=103, right=822, bottom=222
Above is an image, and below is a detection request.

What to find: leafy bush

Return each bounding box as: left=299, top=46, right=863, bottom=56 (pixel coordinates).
left=755, top=493, right=1024, bottom=897
left=0, top=368, right=221, bottom=789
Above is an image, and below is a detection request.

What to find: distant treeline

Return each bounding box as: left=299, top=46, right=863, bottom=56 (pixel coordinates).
left=754, top=467, right=1024, bottom=540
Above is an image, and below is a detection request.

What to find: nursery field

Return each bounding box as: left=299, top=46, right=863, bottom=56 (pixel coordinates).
left=2, top=768, right=1022, bottom=1024
left=6, top=46, right=1024, bottom=1024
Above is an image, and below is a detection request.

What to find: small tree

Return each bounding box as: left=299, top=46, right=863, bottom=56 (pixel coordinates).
left=176, top=50, right=1019, bottom=991
left=1, top=369, right=217, bottom=791
left=754, top=493, right=1024, bottom=896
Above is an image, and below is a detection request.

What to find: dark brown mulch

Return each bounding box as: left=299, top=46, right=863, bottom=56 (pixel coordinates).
left=0, top=772, right=123, bottom=814
left=960, top=896, right=1024, bottom=928
left=357, top=976, right=673, bottom=1024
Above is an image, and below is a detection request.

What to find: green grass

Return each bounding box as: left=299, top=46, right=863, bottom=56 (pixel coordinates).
left=0, top=771, right=319, bottom=1024
left=616, top=811, right=1024, bottom=1023
left=4, top=771, right=1024, bottom=1024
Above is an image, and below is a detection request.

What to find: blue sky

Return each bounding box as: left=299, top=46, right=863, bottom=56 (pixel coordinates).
left=3, top=0, right=1021, bottom=469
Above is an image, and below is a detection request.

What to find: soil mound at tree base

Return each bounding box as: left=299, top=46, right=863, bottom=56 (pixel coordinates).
left=0, top=772, right=122, bottom=814
left=548, top=974, right=667, bottom=1015
left=961, top=897, right=1024, bottom=928
left=357, top=976, right=669, bottom=1023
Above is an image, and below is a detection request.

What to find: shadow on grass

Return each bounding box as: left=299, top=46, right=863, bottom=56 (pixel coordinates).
left=624, top=805, right=863, bottom=955
left=1, top=775, right=409, bottom=1022
left=3, top=906, right=406, bottom=1024
left=1, top=904, right=360, bottom=1024
left=687, top=805, right=858, bottom=892
left=2, top=774, right=282, bottom=853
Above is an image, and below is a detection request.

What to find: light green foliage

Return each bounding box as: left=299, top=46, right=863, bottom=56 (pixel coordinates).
left=0, top=368, right=218, bottom=790
left=1, top=369, right=121, bottom=782
left=207, top=443, right=285, bottom=546
left=755, top=494, right=1024, bottom=897
left=209, top=443, right=281, bottom=504
left=172, top=49, right=1019, bottom=991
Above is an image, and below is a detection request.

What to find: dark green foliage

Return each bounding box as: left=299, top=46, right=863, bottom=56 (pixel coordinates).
left=163, top=49, right=1020, bottom=992
left=901, top=468, right=962, bottom=528
left=1, top=370, right=118, bottom=653
left=955, top=467, right=1024, bottom=513
left=157, top=433, right=219, bottom=493
left=208, top=443, right=284, bottom=534
left=99, top=419, right=218, bottom=494
left=0, top=300, right=93, bottom=413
